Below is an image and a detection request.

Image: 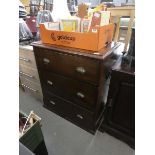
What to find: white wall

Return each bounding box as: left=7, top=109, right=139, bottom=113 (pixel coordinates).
left=77, top=0, right=135, bottom=7
left=77, top=0, right=100, bottom=7
left=128, top=0, right=135, bottom=3
left=113, top=0, right=126, bottom=6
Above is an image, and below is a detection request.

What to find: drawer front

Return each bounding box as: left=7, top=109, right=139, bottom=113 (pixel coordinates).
left=41, top=71, right=98, bottom=109
left=43, top=92, right=72, bottom=119
left=20, top=77, right=42, bottom=95
left=19, top=48, right=37, bottom=68
left=34, top=48, right=100, bottom=85
left=71, top=102, right=94, bottom=131
left=19, top=64, right=40, bottom=83
left=43, top=92, right=95, bottom=131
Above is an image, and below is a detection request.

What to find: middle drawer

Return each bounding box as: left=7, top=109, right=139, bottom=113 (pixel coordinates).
left=41, top=71, right=98, bottom=110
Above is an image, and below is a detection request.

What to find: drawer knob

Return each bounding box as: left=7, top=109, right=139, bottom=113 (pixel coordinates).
left=43, top=58, right=50, bottom=64
left=20, top=71, right=34, bottom=78
left=76, top=114, right=83, bottom=120
left=76, top=67, right=86, bottom=74
left=50, top=100, right=56, bottom=105
left=19, top=57, right=30, bottom=62
left=77, top=92, right=85, bottom=99
left=47, top=80, right=53, bottom=86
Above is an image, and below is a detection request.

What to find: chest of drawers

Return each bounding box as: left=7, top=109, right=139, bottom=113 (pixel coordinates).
left=19, top=45, right=43, bottom=101
left=32, top=41, right=121, bottom=134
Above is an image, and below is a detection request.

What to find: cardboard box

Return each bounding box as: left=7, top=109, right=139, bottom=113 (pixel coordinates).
left=39, top=23, right=114, bottom=52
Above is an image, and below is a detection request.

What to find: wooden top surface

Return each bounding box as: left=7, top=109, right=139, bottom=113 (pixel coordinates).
left=31, top=41, right=124, bottom=60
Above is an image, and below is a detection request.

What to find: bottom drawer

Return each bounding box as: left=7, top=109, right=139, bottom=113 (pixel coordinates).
left=43, top=92, right=72, bottom=118
left=43, top=91, right=96, bottom=133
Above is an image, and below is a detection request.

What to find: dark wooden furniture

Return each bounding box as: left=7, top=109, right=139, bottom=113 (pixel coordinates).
left=32, top=41, right=122, bottom=134
left=19, top=141, right=48, bottom=155
left=100, top=58, right=135, bottom=148
left=19, top=111, right=48, bottom=155
left=33, top=140, right=48, bottom=155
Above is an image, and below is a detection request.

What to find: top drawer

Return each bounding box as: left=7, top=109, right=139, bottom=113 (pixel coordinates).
left=19, top=48, right=37, bottom=68
left=34, top=48, right=100, bottom=85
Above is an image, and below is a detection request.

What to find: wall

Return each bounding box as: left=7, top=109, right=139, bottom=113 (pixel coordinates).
left=113, top=0, right=126, bottom=6
left=77, top=0, right=100, bottom=7
left=77, top=0, right=135, bottom=6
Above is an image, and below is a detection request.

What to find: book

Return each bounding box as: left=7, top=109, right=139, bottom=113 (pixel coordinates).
left=47, top=22, right=60, bottom=30
left=89, top=11, right=101, bottom=33
left=60, top=19, right=80, bottom=32
left=81, top=19, right=91, bottom=32
left=89, top=11, right=111, bottom=33
left=100, top=11, right=111, bottom=26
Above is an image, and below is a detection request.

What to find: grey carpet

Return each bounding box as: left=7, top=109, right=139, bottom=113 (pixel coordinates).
left=19, top=89, right=134, bottom=155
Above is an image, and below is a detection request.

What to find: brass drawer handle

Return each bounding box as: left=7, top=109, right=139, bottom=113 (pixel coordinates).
left=20, top=71, right=34, bottom=78
left=50, top=100, right=56, bottom=105
left=47, top=80, right=53, bottom=85
left=77, top=92, right=85, bottom=99
left=76, top=114, right=83, bottom=120
left=76, top=67, right=86, bottom=74
left=43, top=58, right=50, bottom=64
left=19, top=57, right=30, bottom=62
left=21, top=84, right=38, bottom=92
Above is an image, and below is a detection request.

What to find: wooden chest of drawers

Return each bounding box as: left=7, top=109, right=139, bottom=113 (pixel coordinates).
left=19, top=45, right=43, bottom=101
left=32, top=41, right=122, bottom=134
